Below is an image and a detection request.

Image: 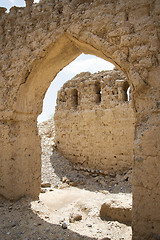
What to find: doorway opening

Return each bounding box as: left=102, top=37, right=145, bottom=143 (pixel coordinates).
left=95, top=81, right=102, bottom=104
left=72, top=89, right=79, bottom=109
left=37, top=53, right=134, bottom=240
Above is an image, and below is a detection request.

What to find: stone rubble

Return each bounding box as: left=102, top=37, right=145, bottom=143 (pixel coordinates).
left=38, top=118, right=132, bottom=194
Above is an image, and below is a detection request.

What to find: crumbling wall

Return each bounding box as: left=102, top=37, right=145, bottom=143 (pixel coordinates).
left=54, top=70, right=135, bottom=174
left=0, top=0, right=159, bottom=239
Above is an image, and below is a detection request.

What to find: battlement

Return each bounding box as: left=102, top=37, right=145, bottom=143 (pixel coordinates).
left=56, top=69, right=131, bottom=112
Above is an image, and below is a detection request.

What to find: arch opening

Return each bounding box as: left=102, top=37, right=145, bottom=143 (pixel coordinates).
left=0, top=1, right=159, bottom=238
left=15, top=33, right=129, bottom=116
left=14, top=35, right=134, bottom=237
left=37, top=50, right=134, bottom=239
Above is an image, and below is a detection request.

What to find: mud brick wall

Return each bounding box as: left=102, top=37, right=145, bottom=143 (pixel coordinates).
left=54, top=70, right=135, bottom=174
left=0, top=0, right=159, bottom=238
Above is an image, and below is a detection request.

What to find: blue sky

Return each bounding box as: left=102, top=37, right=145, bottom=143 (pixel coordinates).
left=38, top=54, right=114, bottom=123
left=1, top=0, right=25, bottom=10
left=0, top=0, right=39, bottom=11
left=1, top=0, right=114, bottom=123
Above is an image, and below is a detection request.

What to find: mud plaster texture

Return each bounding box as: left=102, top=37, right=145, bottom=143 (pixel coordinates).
left=54, top=70, right=135, bottom=174
left=0, top=0, right=160, bottom=239
left=0, top=119, right=132, bottom=240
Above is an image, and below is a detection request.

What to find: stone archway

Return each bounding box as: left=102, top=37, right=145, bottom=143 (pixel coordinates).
left=0, top=1, right=159, bottom=239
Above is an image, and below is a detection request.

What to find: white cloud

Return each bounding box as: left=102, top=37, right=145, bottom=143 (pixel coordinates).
left=9, top=0, right=39, bottom=3
left=64, top=57, right=114, bottom=75
left=6, top=0, right=39, bottom=9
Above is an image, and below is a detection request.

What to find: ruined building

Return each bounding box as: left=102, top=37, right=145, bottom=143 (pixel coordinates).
left=54, top=70, right=135, bottom=174
left=0, top=0, right=160, bottom=239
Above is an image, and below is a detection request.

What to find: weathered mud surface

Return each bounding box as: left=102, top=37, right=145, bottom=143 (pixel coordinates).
left=40, top=119, right=132, bottom=194
left=54, top=70, right=135, bottom=175
left=0, top=119, right=132, bottom=240
left=0, top=1, right=159, bottom=238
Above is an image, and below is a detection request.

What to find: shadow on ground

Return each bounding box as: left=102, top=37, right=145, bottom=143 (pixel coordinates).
left=49, top=149, right=132, bottom=194
left=0, top=196, right=111, bottom=240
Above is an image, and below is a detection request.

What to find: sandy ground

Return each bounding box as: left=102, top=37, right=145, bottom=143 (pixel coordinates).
left=0, top=119, right=132, bottom=240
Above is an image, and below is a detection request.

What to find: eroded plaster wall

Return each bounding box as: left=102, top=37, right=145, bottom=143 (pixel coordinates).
left=54, top=70, right=135, bottom=174
left=0, top=0, right=159, bottom=239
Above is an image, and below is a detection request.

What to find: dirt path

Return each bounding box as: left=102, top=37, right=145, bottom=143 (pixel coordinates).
left=0, top=119, right=132, bottom=240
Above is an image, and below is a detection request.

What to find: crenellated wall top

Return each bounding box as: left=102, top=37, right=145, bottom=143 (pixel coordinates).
left=56, top=69, right=131, bottom=111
